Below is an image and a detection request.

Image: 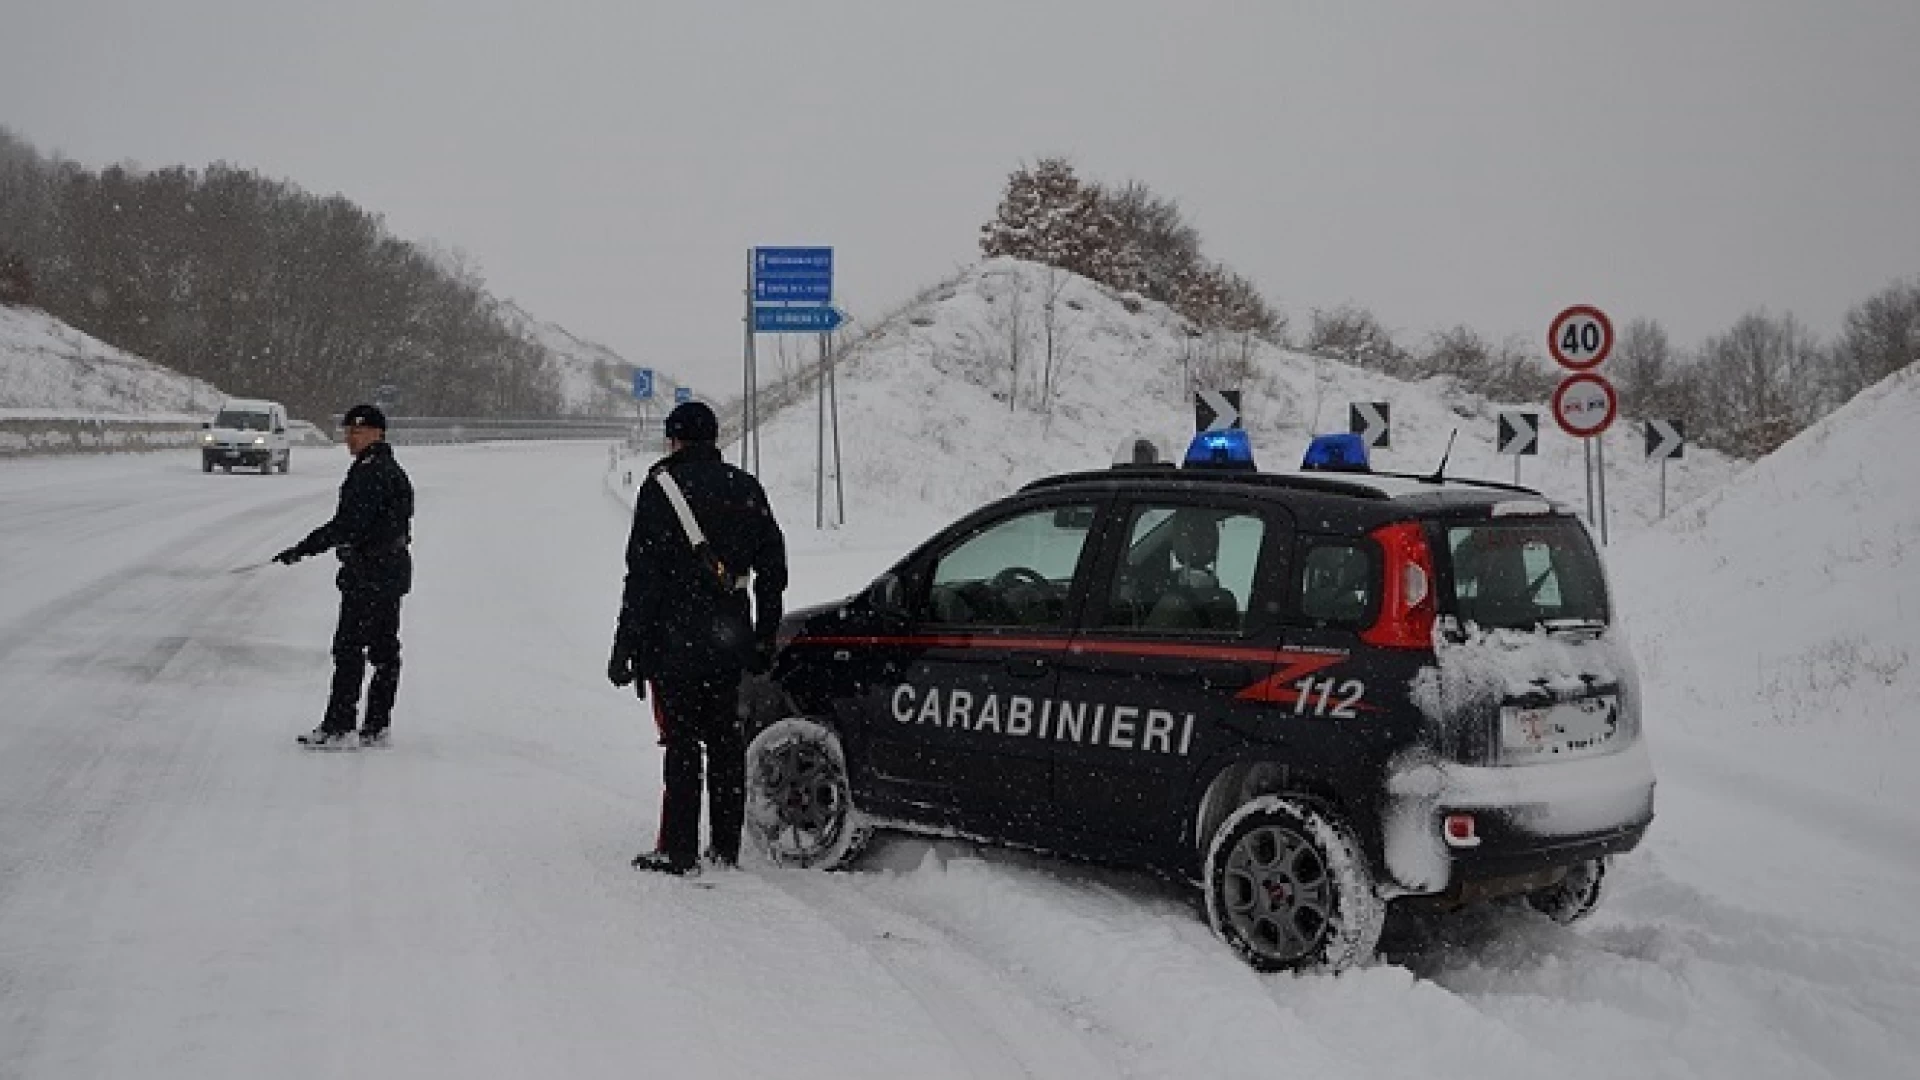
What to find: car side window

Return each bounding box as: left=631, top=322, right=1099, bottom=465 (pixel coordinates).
left=1099, top=505, right=1265, bottom=632
left=924, top=504, right=1098, bottom=628
left=1297, top=541, right=1374, bottom=625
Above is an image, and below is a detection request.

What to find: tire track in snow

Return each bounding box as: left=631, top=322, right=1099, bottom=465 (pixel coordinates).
left=751, top=866, right=1129, bottom=1080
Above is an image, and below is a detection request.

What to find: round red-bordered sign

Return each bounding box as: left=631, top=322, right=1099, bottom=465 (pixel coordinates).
left=1552, top=372, right=1618, bottom=438
left=1548, top=305, right=1614, bottom=370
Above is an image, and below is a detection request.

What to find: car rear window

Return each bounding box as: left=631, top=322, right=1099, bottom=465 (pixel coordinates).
left=1442, top=519, right=1608, bottom=629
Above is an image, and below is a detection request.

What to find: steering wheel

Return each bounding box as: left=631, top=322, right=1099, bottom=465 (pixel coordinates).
left=990, top=566, right=1052, bottom=593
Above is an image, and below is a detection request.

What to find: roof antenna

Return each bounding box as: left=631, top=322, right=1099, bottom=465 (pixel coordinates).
left=1425, top=428, right=1459, bottom=484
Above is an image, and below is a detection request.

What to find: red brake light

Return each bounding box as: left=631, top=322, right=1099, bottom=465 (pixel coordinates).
left=1361, top=521, right=1436, bottom=649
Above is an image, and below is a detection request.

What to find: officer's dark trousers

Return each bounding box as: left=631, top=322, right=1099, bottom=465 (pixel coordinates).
left=653, top=674, right=745, bottom=867
left=323, top=589, right=403, bottom=734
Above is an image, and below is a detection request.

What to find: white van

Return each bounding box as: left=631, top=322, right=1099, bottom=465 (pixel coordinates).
left=201, top=398, right=292, bottom=474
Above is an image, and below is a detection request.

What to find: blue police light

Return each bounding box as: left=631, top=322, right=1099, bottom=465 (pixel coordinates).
left=1183, top=428, right=1257, bottom=471
left=1302, top=433, right=1371, bottom=472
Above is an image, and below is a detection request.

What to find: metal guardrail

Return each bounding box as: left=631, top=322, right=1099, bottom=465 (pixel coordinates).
left=365, top=413, right=746, bottom=449
left=0, top=412, right=728, bottom=456
left=340, top=415, right=645, bottom=446
left=0, top=416, right=207, bottom=456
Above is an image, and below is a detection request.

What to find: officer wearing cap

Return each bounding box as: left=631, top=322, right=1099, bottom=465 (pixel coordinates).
left=610, top=400, right=788, bottom=875
left=275, top=404, right=415, bottom=748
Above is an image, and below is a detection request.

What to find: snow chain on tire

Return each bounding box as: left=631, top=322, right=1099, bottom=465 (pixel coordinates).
left=745, top=718, right=871, bottom=870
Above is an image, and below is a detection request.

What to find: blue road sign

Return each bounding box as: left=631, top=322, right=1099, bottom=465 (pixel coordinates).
left=633, top=368, right=654, bottom=400
left=753, top=304, right=846, bottom=334
left=674, top=387, right=693, bottom=404
left=753, top=246, right=833, bottom=303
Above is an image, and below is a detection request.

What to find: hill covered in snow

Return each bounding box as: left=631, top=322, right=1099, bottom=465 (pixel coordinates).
left=0, top=304, right=229, bottom=419
left=496, top=300, right=691, bottom=416
left=1615, top=364, right=1920, bottom=789
left=0, top=299, right=682, bottom=425
left=741, top=257, right=1743, bottom=537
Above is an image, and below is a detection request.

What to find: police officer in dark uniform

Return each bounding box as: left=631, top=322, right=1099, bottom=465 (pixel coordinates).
left=609, top=401, right=787, bottom=875
left=275, top=404, right=415, bottom=748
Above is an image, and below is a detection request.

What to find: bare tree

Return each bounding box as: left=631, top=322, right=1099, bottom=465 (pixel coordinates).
left=972, top=268, right=1032, bottom=410
left=1102, top=179, right=1201, bottom=301
left=1419, top=324, right=1496, bottom=380
left=5, top=130, right=564, bottom=422
left=1037, top=267, right=1079, bottom=413
left=0, top=247, right=32, bottom=305
left=1695, top=309, right=1823, bottom=457
left=1304, top=303, right=1408, bottom=373
left=1829, top=276, right=1920, bottom=402
left=1478, top=335, right=1558, bottom=403
left=1612, top=318, right=1677, bottom=417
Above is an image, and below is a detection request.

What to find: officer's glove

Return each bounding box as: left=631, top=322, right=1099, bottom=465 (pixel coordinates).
left=608, top=636, right=639, bottom=688
left=272, top=547, right=303, bottom=566
left=745, top=639, right=776, bottom=675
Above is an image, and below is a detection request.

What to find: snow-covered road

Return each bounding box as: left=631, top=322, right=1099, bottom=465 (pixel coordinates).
left=1, top=442, right=1914, bottom=1080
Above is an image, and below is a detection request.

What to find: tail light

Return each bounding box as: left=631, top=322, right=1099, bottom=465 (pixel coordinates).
left=1443, top=813, right=1480, bottom=848
left=1361, top=521, right=1436, bottom=649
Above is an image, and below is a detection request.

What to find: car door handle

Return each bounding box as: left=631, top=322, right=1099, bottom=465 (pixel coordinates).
left=1004, top=656, right=1051, bottom=679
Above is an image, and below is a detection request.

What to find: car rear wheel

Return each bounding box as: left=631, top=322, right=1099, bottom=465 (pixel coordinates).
left=1526, top=857, right=1608, bottom=924
left=1203, top=796, right=1384, bottom=973
left=745, top=718, right=870, bottom=870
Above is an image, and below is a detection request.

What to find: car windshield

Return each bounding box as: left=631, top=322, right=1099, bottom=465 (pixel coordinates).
left=215, top=411, right=271, bottom=431
left=1442, top=519, right=1609, bottom=629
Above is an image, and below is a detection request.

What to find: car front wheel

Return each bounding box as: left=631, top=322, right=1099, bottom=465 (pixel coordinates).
left=1203, top=795, right=1384, bottom=973
left=745, top=718, right=870, bottom=870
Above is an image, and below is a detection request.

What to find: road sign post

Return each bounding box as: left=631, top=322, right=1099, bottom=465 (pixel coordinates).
left=1497, top=411, right=1539, bottom=485
left=1553, top=365, right=1618, bottom=545
left=1549, top=305, right=1617, bottom=541
left=1645, top=419, right=1685, bottom=519
left=750, top=246, right=842, bottom=522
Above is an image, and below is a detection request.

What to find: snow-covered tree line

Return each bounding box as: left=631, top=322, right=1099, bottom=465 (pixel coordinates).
left=0, top=127, right=561, bottom=423
left=980, top=158, right=1283, bottom=345
left=980, top=156, right=1916, bottom=459
left=1303, top=288, right=1919, bottom=459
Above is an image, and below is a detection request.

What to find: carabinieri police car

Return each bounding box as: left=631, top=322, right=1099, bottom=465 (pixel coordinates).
left=743, top=430, right=1655, bottom=973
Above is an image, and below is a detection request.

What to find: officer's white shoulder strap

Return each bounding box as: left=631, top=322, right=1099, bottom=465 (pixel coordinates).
left=651, top=468, right=707, bottom=546
left=652, top=469, right=751, bottom=592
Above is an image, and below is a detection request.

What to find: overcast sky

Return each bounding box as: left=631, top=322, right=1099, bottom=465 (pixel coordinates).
left=5, top=1, right=1918, bottom=396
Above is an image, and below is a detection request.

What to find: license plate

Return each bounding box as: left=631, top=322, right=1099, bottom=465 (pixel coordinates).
left=1501, top=695, right=1619, bottom=762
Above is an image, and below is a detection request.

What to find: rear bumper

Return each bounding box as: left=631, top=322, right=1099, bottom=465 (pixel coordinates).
left=1380, top=740, right=1656, bottom=897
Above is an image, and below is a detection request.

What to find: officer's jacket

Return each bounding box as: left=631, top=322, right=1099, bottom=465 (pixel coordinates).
left=618, top=443, right=788, bottom=676
left=291, top=440, right=414, bottom=595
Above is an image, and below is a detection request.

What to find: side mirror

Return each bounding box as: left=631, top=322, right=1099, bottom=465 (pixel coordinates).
left=200, top=421, right=210, bottom=429
left=274, top=426, right=286, bottom=434
left=867, top=573, right=908, bottom=621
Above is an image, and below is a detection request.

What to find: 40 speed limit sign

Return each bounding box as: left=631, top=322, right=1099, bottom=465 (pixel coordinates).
left=1549, top=305, right=1614, bottom=370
